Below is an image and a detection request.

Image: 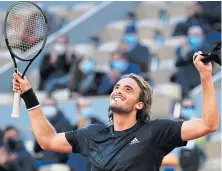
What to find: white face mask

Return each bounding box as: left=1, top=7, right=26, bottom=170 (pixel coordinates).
left=42, top=105, right=57, bottom=118
left=53, top=43, right=67, bottom=55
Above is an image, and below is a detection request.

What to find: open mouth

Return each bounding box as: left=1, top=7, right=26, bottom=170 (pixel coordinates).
left=112, top=95, right=125, bottom=101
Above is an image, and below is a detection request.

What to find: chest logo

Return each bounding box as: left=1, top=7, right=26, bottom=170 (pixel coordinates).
left=130, top=137, right=140, bottom=145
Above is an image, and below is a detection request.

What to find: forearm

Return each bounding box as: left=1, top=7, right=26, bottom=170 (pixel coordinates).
left=28, top=107, right=57, bottom=149
left=201, top=75, right=219, bottom=131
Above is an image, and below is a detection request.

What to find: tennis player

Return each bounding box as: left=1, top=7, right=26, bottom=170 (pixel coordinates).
left=12, top=52, right=218, bottom=171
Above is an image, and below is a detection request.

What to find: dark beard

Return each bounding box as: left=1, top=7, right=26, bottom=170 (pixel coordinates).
left=108, top=104, right=133, bottom=114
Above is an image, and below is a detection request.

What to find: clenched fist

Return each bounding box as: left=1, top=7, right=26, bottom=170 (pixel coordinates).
left=193, top=51, right=213, bottom=81
left=12, top=73, right=32, bottom=94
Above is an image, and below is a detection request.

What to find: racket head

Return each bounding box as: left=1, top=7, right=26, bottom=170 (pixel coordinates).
left=4, top=1, right=48, bottom=62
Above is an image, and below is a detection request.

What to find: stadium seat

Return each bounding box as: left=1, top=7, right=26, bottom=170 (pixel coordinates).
left=135, top=2, right=162, bottom=20
left=71, top=43, right=96, bottom=57
left=153, top=46, right=176, bottom=60
left=47, top=5, right=69, bottom=20
left=151, top=69, right=173, bottom=85
left=151, top=93, right=171, bottom=118
left=92, top=51, right=111, bottom=66
left=67, top=3, right=96, bottom=21
left=100, top=20, right=128, bottom=43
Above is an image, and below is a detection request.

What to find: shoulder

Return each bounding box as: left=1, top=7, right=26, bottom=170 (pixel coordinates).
left=146, top=119, right=184, bottom=129
left=137, top=42, right=149, bottom=50
left=128, top=63, right=140, bottom=70
left=83, top=123, right=108, bottom=135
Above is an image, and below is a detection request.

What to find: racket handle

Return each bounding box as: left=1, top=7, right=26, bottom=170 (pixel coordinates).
left=11, top=92, right=21, bottom=118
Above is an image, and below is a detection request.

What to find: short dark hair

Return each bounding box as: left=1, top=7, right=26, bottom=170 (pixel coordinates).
left=109, top=73, right=152, bottom=123
left=3, top=126, right=18, bottom=135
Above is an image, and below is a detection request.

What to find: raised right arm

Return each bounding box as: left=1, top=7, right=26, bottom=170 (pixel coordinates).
left=13, top=73, right=72, bottom=153
left=29, top=107, right=72, bottom=153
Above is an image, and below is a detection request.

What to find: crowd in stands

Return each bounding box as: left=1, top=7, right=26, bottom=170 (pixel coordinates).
left=0, top=1, right=221, bottom=171
left=0, top=97, right=105, bottom=171
left=38, top=1, right=221, bottom=99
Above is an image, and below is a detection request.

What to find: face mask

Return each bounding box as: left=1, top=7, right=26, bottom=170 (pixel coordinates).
left=188, top=35, right=202, bottom=50
left=181, top=107, right=195, bottom=119
left=5, top=138, right=19, bottom=152
left=53, top=43, right=67, bottom=55
left=159, top=10, right=169, bottom=25
left=111, top=60, right=129, bottom=73
left=124, top=34, right=138, bottom=48
left=80, top=107, right=94, bottom=118
left=81, top=60, right=94, bottom=74
left=42, top=105, right=57, bottom=118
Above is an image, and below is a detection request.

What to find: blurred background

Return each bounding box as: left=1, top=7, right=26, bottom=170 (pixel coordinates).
left=0, top=1, right=221, bottom=171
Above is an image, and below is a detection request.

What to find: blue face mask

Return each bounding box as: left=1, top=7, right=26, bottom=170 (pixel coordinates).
left=111, top=60, right=129, bottom=73
left=80, top=107, right=94, bottom=118
left=81, top=60, right=94, bottom=74
left=181, top=107, right=196, bottom=119
left=188, top=35, right=202, bottom=50
left=124, top=34, right=138, bottom=48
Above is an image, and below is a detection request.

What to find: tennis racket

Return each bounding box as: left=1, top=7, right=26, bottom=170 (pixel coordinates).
left=4, top=1, right=48, bottom=118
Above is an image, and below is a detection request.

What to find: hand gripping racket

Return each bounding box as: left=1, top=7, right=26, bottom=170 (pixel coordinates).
left=4, top=1, right=48, bottom=118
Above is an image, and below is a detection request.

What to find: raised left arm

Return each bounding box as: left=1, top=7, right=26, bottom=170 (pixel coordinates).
left=181, top=52, right=219, bottom=141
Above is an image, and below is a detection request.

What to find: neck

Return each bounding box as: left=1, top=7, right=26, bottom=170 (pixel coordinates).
left=113, top=113, right=137, bottom=131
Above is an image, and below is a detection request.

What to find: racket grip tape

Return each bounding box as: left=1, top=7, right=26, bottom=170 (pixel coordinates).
left=11, top=92, right=21, bottom=118
left=21, top=88, right=40, bottom=111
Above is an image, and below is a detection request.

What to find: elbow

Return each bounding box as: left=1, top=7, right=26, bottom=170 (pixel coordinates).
left=38, top=139, right=51, bottom=151
left=204, top=124, right=218, bottom=133
left=39, top=142, right=49, bottom=151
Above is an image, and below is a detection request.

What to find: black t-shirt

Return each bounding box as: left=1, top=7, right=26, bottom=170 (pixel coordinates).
left=65, top=119, right=187, bottom=171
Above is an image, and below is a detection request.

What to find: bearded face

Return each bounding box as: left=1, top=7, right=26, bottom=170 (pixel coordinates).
left=109, top=78, right=141, bottom=115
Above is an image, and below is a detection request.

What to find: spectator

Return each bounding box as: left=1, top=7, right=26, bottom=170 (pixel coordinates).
left=34, top=97, right=72, bottom=167
left=172, top=2, right=221, bottom=43
left=0, top=129, right=8, bottom=171
left=121, top=24, right=152, bottom=73
left=39, top=35, right=76, bottom=95
left=69, top=57, right=103, bottom=98
left=98, top=51, right=141, bottom=95
left=179, top=99, right=207, bottom=171
left=197, top=1, right=221, bottom=32
left=170, top=26, right=212, bottom=98
left=36, top=2, right=65, bottom=34
left=3, top=126, right=36, bottom=171
left=74, top=97, right=105, bottom=129
left=168, top=98, right=207, bottom=171
left=0, top=146, right=8, bottom=171
left=66, top=97, right=105, bottom=171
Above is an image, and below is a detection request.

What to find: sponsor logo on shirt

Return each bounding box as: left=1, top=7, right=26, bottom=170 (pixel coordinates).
left=130, top=137, right=140, bottom=145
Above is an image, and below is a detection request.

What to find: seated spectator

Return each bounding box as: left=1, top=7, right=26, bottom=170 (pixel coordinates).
left=36, top=2, right=65, bottom=34
left=0, top=145, right=8, bottom=171
left=66, top=98, right=105, bottom=171
left=172, top=2, right=221, bottom=43
left=69, top=57, right=103, bottom=98
left=97, top=51, right=141, bottom=95
left=3, top=126, right=36, bottom=171
left=170, top=26, right=212, bottom=98
left=74, top=97, right=105, bottom=129
left=120, top=24, right=152, bottom=73
left=39, top=35, right=76, bottom=95
left=197, top=1, right=221, bottom=32
left=0, top=129, right=8, bottom=171
left=34, top=97, right=72, bottom=168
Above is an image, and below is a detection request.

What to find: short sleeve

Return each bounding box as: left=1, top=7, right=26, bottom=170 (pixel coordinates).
left=65, top=127, right=89, bottom=156
left=154, top=119, right=187, bottom=149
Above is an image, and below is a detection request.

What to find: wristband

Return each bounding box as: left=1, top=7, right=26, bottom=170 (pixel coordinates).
left=21, top=88, right=40, bottom=111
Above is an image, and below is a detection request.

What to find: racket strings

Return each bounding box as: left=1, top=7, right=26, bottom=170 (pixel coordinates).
left=5, top=2, right=47, bottom=60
